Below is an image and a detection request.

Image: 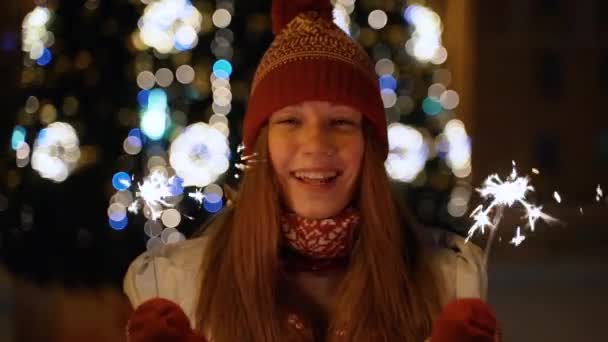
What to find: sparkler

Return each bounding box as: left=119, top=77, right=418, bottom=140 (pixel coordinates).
left=188, top=188, right=204, bottom=205
left=510, top=227, right=526, bottom=246
left=468, top=162, right=558, bottom=266
left=596, top=185, right=603, bottom=202
left=135, top=170, right=176, bottom=220
left=553, top=191, right=562, bottom=203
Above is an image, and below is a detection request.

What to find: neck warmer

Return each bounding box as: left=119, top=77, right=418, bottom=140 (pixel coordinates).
left=279, top=207, right=360, bottom=261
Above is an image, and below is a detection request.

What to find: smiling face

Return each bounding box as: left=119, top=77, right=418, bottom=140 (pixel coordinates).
left=267, top=101, right=365, bottom=219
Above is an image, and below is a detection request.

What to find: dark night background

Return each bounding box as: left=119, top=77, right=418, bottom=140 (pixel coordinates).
left=1, top=0, right=607, bottom=341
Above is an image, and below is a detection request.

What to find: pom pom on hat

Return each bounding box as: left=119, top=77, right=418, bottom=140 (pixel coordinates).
left=272, top=0, right=334, bottom=35
left=431, top=298, right=498, bottom=342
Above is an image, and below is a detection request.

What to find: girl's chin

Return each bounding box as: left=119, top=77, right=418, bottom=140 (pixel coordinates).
left=288, top=203, right=347, bottom=219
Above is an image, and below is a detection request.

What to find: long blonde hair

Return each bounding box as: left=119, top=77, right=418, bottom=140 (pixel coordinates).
left=196, top=124, right=442, bottom=341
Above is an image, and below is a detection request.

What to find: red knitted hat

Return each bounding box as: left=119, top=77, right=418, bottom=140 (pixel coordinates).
left=242, top=0, right=388, bottom=157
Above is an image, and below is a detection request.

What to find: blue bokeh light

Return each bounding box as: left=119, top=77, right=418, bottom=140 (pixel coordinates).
left=203, top=197, right=223, bottom=213
left=205, top=192, right=222, bottom=204
left=379, top=75, right=397, bottom=91
left=147, top=89, right=167, bottom=110
left=36, top=128, right=50, bottom=147
left=169, top=176, right=184, bottom=196
left=36, top=48, right=53, bottom=66
left=109, top=216, right=128, bottom=230
left=11, top=125, right=26, bottom=150
left=137, top=89, right=150, bottom=108
left=112, top=172, right=132, bottom=191
left=213, top=59, right=232, bottom=79
left=422, top=97, right=443, bottom=116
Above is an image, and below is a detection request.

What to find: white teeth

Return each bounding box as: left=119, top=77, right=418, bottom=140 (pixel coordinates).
left=293, top=171, right=338, bottom=180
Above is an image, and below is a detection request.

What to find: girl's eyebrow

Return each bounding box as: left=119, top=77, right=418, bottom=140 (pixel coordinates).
left=330, top=107, right=361, bottom=116
left=275, top=106, right=302, bottom=115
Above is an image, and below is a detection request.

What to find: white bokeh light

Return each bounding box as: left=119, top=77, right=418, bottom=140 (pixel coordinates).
left=404, top=4, right=446, bottom=64
left=169, top=122, right=230, bottom=187
left=22, top=6, right=54, bottom=60
left=438, top=119, right=472, bottom=178
left=385, top=123, right=429, bottom=183
left=368, top=9, right=388, bottom=30
left=137, top=0, right=203, bottom=53
left=31, top=122, right=81, bottom=183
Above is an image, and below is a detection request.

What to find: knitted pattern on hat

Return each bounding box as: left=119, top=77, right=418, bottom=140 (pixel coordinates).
left=243, top=0, right=387, bottom=157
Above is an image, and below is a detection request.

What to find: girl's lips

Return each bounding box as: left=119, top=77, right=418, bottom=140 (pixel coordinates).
left=290, top=173, right=340, bottom=191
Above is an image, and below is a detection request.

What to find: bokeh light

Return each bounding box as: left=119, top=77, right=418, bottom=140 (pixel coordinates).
left=169, top=122, right=230, bottom=187
left=433, top=68, right=452, bottom=86
left=16, top=142, right=31, bottom=168
left=333, top=3, right=352, bottom=35
left=368, top=10, right=388, bottom=30
left=109, top=216, right=128, bottom=230
left=381, top=89, right=397, bottom=108
left=428, top=83, right=447, bottom=99
left=11, top=126, right=26, bottom=150
left=379, top=75, right=397, bottom=91
left=25, top=96, right=40, bottom=114
left=112, top=172, right=132, bottom=191
left=422, top=97, right=442, bottom=116
left=155, top=68, right=174, bottom=87
left=137, top=71, right=155, bottom=90
left=161, top=208, right=181, bottom=228
left=108, top=202, right=127, bottom=222
left=31, top=122, right=81, bottom=183
left=448, top=185, right=472, bottom=217
left=385, top=123, right=429, bottom=183
left=375, top=58, right=395, bottom=76
left=140, top=89, right=169, bottom=140
left=212, top=9, right=232, bottom=28
left=403, top=4, right=446, bottom=64
left=437, top=119, right=472, bottom=178
left=176, top=64, right=195, bottom=84
left=204, top=183, right=224, bottom=200
left=22, top=6, right=54, bottom=61
left=137, top=0, right=203, bottom=54
left=212, top=59, right=232, bottom=79
left=440, top=89, right=460, bottom=110
left=36, top=48, right=53, bottom=66
left=203, top=197, right=223, bottom=213
left=144, top=219, right=163, bottom=238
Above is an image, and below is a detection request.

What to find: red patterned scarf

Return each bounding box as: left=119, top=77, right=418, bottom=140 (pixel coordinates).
left=279, top=207, right=360, bottom=273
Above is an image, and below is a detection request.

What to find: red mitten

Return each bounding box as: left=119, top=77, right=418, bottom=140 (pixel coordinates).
left=127, top=298, right=206, bottom=342
left=431, top=298, right=497, bottom=342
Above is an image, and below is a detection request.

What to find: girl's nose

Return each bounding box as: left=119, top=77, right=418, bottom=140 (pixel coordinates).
left=300, top=123, right=336, bottom=157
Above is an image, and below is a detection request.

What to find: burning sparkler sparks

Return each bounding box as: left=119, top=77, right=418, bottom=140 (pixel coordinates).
left=188, top=188, right=204, bottom=205
left=135, top=171, right=175, bottom=218
left=553, top=191, right=562, bottom=203
left=510, top=227, right=526, bottom=246
left=596, top=184, right=603, bottom=202
left=468, top=162, right=558, bottom=265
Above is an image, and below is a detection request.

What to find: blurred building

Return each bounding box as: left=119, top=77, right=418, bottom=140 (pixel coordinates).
left=436, top=1, right=608, bottom=341
left=473, top=0, right=607, bottom=208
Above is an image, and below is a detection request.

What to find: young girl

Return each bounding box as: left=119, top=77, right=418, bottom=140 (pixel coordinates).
left=123, top=1, right=488, bottom=341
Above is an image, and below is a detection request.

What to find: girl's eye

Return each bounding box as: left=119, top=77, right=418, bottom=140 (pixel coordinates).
left=332, top=119, right=355, bottom=126
left=279, top=118, right=300, bottom=125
